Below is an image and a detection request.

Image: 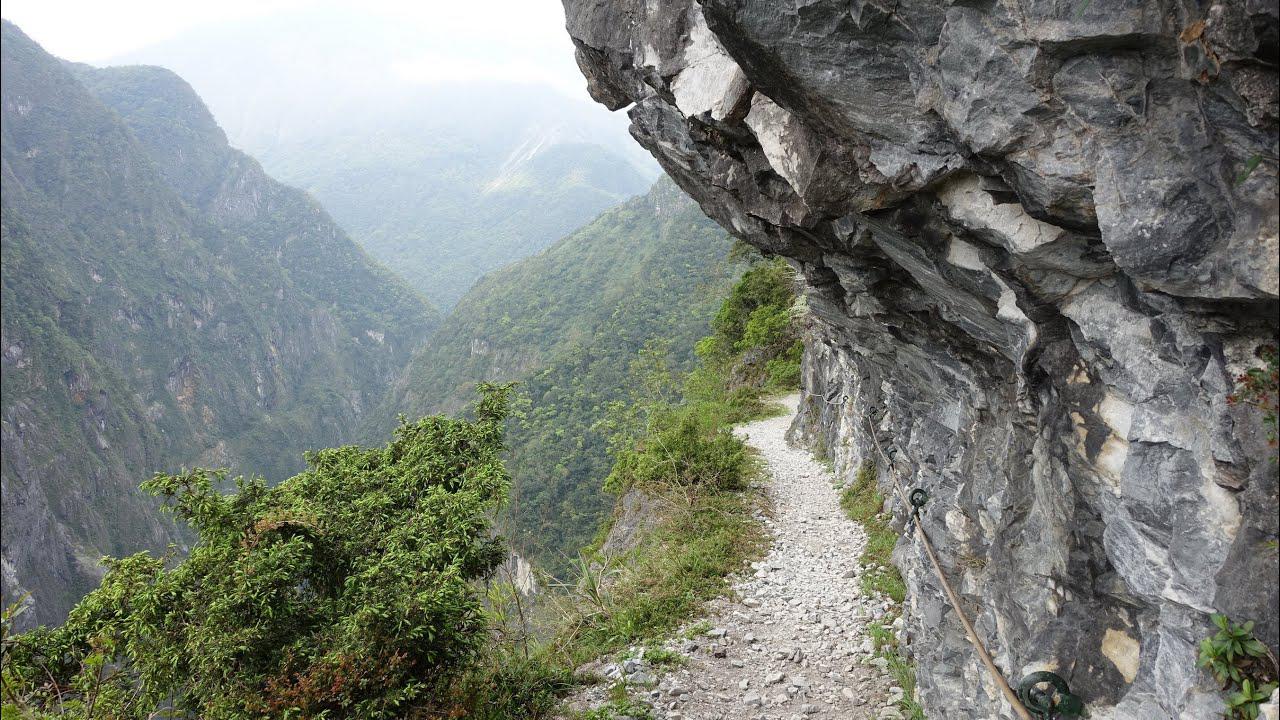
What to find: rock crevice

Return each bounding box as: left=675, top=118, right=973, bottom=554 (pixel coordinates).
left=562, top=1, right=1279, bottom=717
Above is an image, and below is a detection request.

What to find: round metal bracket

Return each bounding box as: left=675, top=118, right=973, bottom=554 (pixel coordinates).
left=909, top=487, right=929, bottom=510
left=1017, top=672, right=1084, bottom=719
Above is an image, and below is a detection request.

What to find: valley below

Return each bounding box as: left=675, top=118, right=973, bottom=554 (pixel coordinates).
left=1, top=2, right=1278, bottom=719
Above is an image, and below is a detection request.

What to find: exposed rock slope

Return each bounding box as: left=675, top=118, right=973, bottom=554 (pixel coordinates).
left=561, top=2, right=1279, bottom=718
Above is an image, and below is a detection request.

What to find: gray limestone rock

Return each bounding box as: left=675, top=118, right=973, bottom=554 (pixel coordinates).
left=561, top=1, right=1279, bottom=717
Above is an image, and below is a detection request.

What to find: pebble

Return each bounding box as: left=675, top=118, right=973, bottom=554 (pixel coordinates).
left=567, top=395, right=902, bottom=718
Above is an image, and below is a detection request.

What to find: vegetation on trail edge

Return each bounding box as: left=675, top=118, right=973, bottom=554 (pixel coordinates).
left=458, top=252, right=802, bottom=717
left=839, top=459, right=924, bottom=719
left=1, top=250, right=802, bottom=718
left=378, top=179, right=745, bottom=574
left=3, top=385, right=514, bottom=719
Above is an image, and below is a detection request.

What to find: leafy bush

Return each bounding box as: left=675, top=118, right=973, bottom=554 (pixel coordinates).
left=1227, top=679, right=1277, bottom=720
left=706, top=258, right=797, bottom=354
left=604, top=404, right=747, bottom=493
left=1198, top=613, right=1278, bottom=719
left=1200, top=615, right=1273, bottom=687
left=2, top=385, right=515, bottom=720
left=565, top=483, right=766, bottom=661
left=765, top=340, right=804, bottom=389
left=838, top=460, right=905, bottom=603
left=695, top=257, right=802, bottom=400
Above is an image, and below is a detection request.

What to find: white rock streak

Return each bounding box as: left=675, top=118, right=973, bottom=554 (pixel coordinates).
left=670, top=10, right=749, bottom=121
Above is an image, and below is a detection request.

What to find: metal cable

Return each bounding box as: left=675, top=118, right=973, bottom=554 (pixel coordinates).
left=862, top=415, right=1035, bottom=720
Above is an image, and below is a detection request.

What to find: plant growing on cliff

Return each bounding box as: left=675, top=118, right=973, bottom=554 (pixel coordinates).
left=1227, top=679, right=1276, bottom=720
left=1198, top=613, right=1278, bottom=719
left=1228, top=344, right=1279, bottom=447
left=839, top=460, right=907, bottom=603
left=3, top=385, right=515, bottom=719
left=866, top=616, right=925, bottom=720
left=604, top=404, right=748, bottom=493
left=693, top=256, right=803, bottom=396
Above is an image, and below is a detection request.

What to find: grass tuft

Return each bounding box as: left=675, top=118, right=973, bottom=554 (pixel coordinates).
left=867, top=619, right=926, bottom=720
left=839, top=458, right=922, bottom=717
left=839, top=460, right=906, bottom=603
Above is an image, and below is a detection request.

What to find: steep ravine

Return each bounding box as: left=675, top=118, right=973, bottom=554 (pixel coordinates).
left=561, top=2, right=1279, bottom=718
left=1, top=22, right=435, bottom=627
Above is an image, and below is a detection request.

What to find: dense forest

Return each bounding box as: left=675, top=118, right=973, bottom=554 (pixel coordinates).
left=377, top=178, right=748, bottom=567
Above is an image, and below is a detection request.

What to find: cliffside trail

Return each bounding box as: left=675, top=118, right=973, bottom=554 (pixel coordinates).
left=561, top=2, right=1279, bottom=715
left=574, top=394, right=907, bottom=719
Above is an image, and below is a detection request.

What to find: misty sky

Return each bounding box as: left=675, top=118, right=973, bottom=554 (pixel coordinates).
left=1, top=0, right=650, bottom=168
left=2, top=0, right=588, bottom=97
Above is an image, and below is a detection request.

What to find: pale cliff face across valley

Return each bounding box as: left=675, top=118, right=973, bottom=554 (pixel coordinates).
left=108, top=11, right=660, bottom=310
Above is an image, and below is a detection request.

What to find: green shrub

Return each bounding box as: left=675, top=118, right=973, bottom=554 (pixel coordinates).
left=764, top=340, right=804, bottom=390
left=839, top=460, right=884, bottom=523
left=685, top=256, right=803, bottom=421
left=604, top=404, right=748, bottom=493
left=1228, top=344, right=1279, bottom=447
left=866, top=618, right=925, bottom=720
left=568, top=482, right=767, bottom=660
left=739, top=302, right=792, bottom=351
left=839, top=460, right=906, bottom=603
left=707, top=259, right=796, bottom=354
left=450, top=654, right=574, bottom=720
left=1198, top=613, right=1278, bottom=719
left=3, top=385, right=515, bottom=720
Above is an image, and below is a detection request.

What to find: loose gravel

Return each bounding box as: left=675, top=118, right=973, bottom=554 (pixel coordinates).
left=569, top=394, right=905, bottom=720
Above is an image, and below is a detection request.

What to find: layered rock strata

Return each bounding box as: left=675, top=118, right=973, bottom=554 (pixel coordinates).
left=561, top=2, right=1279, bottom=717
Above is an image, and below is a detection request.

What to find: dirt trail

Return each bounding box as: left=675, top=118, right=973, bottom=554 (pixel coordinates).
left=575, top=394, right=906, bottom=720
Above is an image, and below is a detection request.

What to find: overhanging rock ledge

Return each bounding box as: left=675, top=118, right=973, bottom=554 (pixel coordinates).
left=561, top=1, right=1280, bottom=718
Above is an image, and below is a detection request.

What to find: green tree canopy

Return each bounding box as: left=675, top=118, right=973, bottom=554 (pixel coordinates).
left=3, top=385, right=514, bottom=719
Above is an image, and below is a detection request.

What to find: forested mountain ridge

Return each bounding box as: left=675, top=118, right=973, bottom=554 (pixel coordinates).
left=106, top=10, right=656, bottom=309
left=70, top=62, right=436, bottom=384
left=0, top=20, right=437, bottom=627
left=378, top=177, right=744, bottom=564
left=254, top=91, right=653, bottom=309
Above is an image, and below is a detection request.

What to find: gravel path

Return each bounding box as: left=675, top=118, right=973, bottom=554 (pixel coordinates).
left=572, top=394, right=905, bottom=720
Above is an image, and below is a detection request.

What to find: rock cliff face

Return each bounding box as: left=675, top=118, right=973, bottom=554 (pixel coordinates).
left=561, top=2, right=1279, bottom=718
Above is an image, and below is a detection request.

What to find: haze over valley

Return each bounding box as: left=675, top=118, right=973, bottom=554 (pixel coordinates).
left=1, top=2, right=1276, bottom=718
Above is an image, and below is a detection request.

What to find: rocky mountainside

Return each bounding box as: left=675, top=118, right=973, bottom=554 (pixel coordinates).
left=0, top=21, right=436, bottom=627
left=253, top=90, right=655, bottom=309
left=561, top=2, right=1279, bottom=718
left=378, top=176, right=742, bottom=566
left=109, top=10, right=658, bottom=309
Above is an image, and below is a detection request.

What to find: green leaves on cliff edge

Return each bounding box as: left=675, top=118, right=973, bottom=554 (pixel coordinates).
left=1227, top=344, right=1279, bottom=447
left=1198, top=613, right=1278, bottom=720
left=2, top=385, right=514, bottom=719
